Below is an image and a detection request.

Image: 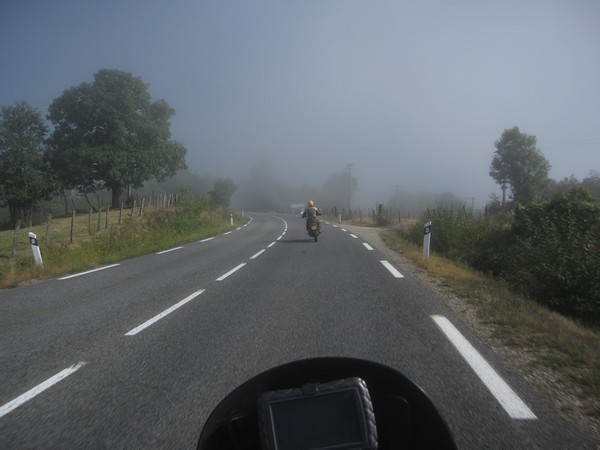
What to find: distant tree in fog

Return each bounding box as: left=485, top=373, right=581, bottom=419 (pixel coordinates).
left=583, top=170, right=600, bottom=198
left=489, top=127, right=550, bottom=204
left=209, top=178, right=238, bottom=208
left=320, top=171, right=357, bottom=211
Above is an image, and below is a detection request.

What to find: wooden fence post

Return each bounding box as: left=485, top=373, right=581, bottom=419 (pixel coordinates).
left=70, top=210, right=75, bottom=244
left=97, top=197, right=101, bottom=231
left=105, top=204, right=109, bottom=229
left=45, top=212, right=52, bottom=245
left=11, top=220, right=21, bottom=259
left=119, top=202, right=123, bottom=224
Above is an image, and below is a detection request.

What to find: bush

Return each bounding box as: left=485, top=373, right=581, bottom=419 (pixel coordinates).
left=508, top=188, right=600, bottom=319
left=404, top=206, right=510, bottom=266
left=403, top=189, right=600, bottom=321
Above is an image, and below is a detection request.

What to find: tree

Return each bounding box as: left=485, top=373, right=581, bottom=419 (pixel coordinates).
left=583, top=170, right=600, bottom=199
left=47, top=69, right=187, bottom=209
left=0, top=101, right=53, bottom=227
left=208, top=178, right=238, bottom=209
left=320, top=171, right=357, bottom=211
left=489, top=127, right=550, bottom=205
left=234, top=158, right=292, bottom=211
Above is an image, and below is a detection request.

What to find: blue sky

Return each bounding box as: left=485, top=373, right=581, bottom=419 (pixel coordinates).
left=1, top=0, right=599, bottom=207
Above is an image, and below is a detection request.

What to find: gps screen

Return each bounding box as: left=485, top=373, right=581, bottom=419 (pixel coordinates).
left=269, top=389, right=364, bottom=450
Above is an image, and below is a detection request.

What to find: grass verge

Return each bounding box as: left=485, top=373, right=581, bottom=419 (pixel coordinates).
left=380, top=229, right=600, bottom=428
left=0, top=201, right=245, bottom=288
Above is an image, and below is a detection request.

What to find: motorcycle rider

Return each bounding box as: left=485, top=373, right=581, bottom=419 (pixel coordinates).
left=302, top=200, right=321, bottom=233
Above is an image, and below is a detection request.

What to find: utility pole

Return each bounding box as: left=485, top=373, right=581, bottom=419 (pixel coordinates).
left=346, top=163, right=353, bottom=218
left=394, top=185, right=399, bottom=214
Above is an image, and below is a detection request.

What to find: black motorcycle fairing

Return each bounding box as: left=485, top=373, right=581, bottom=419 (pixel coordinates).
left=197, top=357, right=456, bottom=450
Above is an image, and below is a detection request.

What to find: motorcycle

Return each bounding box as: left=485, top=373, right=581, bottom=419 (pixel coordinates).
left=307, top=216, right=320, bottom=242
left=197, top=357, right=456, bottom=449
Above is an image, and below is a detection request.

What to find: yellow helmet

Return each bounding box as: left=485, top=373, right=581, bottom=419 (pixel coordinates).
left=308, top=200, right=314, bottom=207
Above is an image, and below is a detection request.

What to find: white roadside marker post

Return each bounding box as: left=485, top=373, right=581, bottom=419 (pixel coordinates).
left=28, top=232, right=43, bottom=266
left=230, top=214, right=234, bottom=226
left=423, top=221, right=432, bottom=260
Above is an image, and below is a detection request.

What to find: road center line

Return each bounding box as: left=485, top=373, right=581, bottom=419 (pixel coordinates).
left=216, top=263, right=246, bottom=281
left=267, top=242, right=276, bottom=248
left=251, top=249, right=266, bottom=259
left=0, top=362, right=86, bottom=419
left=58, top=264, right=120, bottom=280
left=341, top=228, right=347, bottom=232
left=431, top=315, right=537, bottom=420
left=156, top=246, right=183, bottom=255
left=380, top=260, right=404, bottom=278
left=349, top=234, right=358, bottom=239
left=363, top=243, right=374, bottom=251
left=125, top=290, right=205, bottom=336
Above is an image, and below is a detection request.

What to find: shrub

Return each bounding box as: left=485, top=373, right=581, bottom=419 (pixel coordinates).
left=403, top=188, right=600, bottom=321
left=508, top=188, right=600, bottom=319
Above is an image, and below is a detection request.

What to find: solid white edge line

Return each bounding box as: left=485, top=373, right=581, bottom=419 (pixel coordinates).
left=431, top=315, right=537, bottom=420
left=125, top=290, right=205, bottom=336
left=224, top=231, right=233, bottom=235
left=216, top=263, right=247, bottom=281
left=200, top=237, right=215, bottom=242
left=156, top=246, right=183, bottom=255
left=251, top=249, right=266, bottom=259
left=236, top=227, right=242, bottom=231
left=349, top=234, right=358, bottom=239
left=58, top=264, right=120, bottom=280
left=267, top=242, right=276, bottom=248
left=363, top=243, right=374, bottom=251
left=0, top=362, right=86, bottom=419
left=380, top=260, right=404, bottom=278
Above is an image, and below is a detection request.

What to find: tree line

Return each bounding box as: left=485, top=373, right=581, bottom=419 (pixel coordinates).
left=0, top=69, right=187, bottom=228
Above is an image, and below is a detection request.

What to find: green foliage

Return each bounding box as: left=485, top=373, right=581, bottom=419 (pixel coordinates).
left=489, top=126, right=551, bottom=204
left=404, top=189, right=600, bottom=321
left=47, top=69, right=187, bottom=208
left=6, top=190, right=239, bottom=284
left=208, top=178, right=238, bottom=208
left=509, top=188, right=600, bottom=318
left=0, top=102, right=54, bottom=226
left=405, top=206, right=511, bottom=265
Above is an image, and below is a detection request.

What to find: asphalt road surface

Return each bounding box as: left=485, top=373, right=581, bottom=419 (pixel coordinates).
left=0, top=213, right=594, bottom=448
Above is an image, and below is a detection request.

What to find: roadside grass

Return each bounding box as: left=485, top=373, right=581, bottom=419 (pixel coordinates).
left=380, top=229, right=600, bottom=420
left=0, top=207, right=245, bottom=288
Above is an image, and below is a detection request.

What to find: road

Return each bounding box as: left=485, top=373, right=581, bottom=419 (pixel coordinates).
left=0, top=213, right=593, bottom=448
